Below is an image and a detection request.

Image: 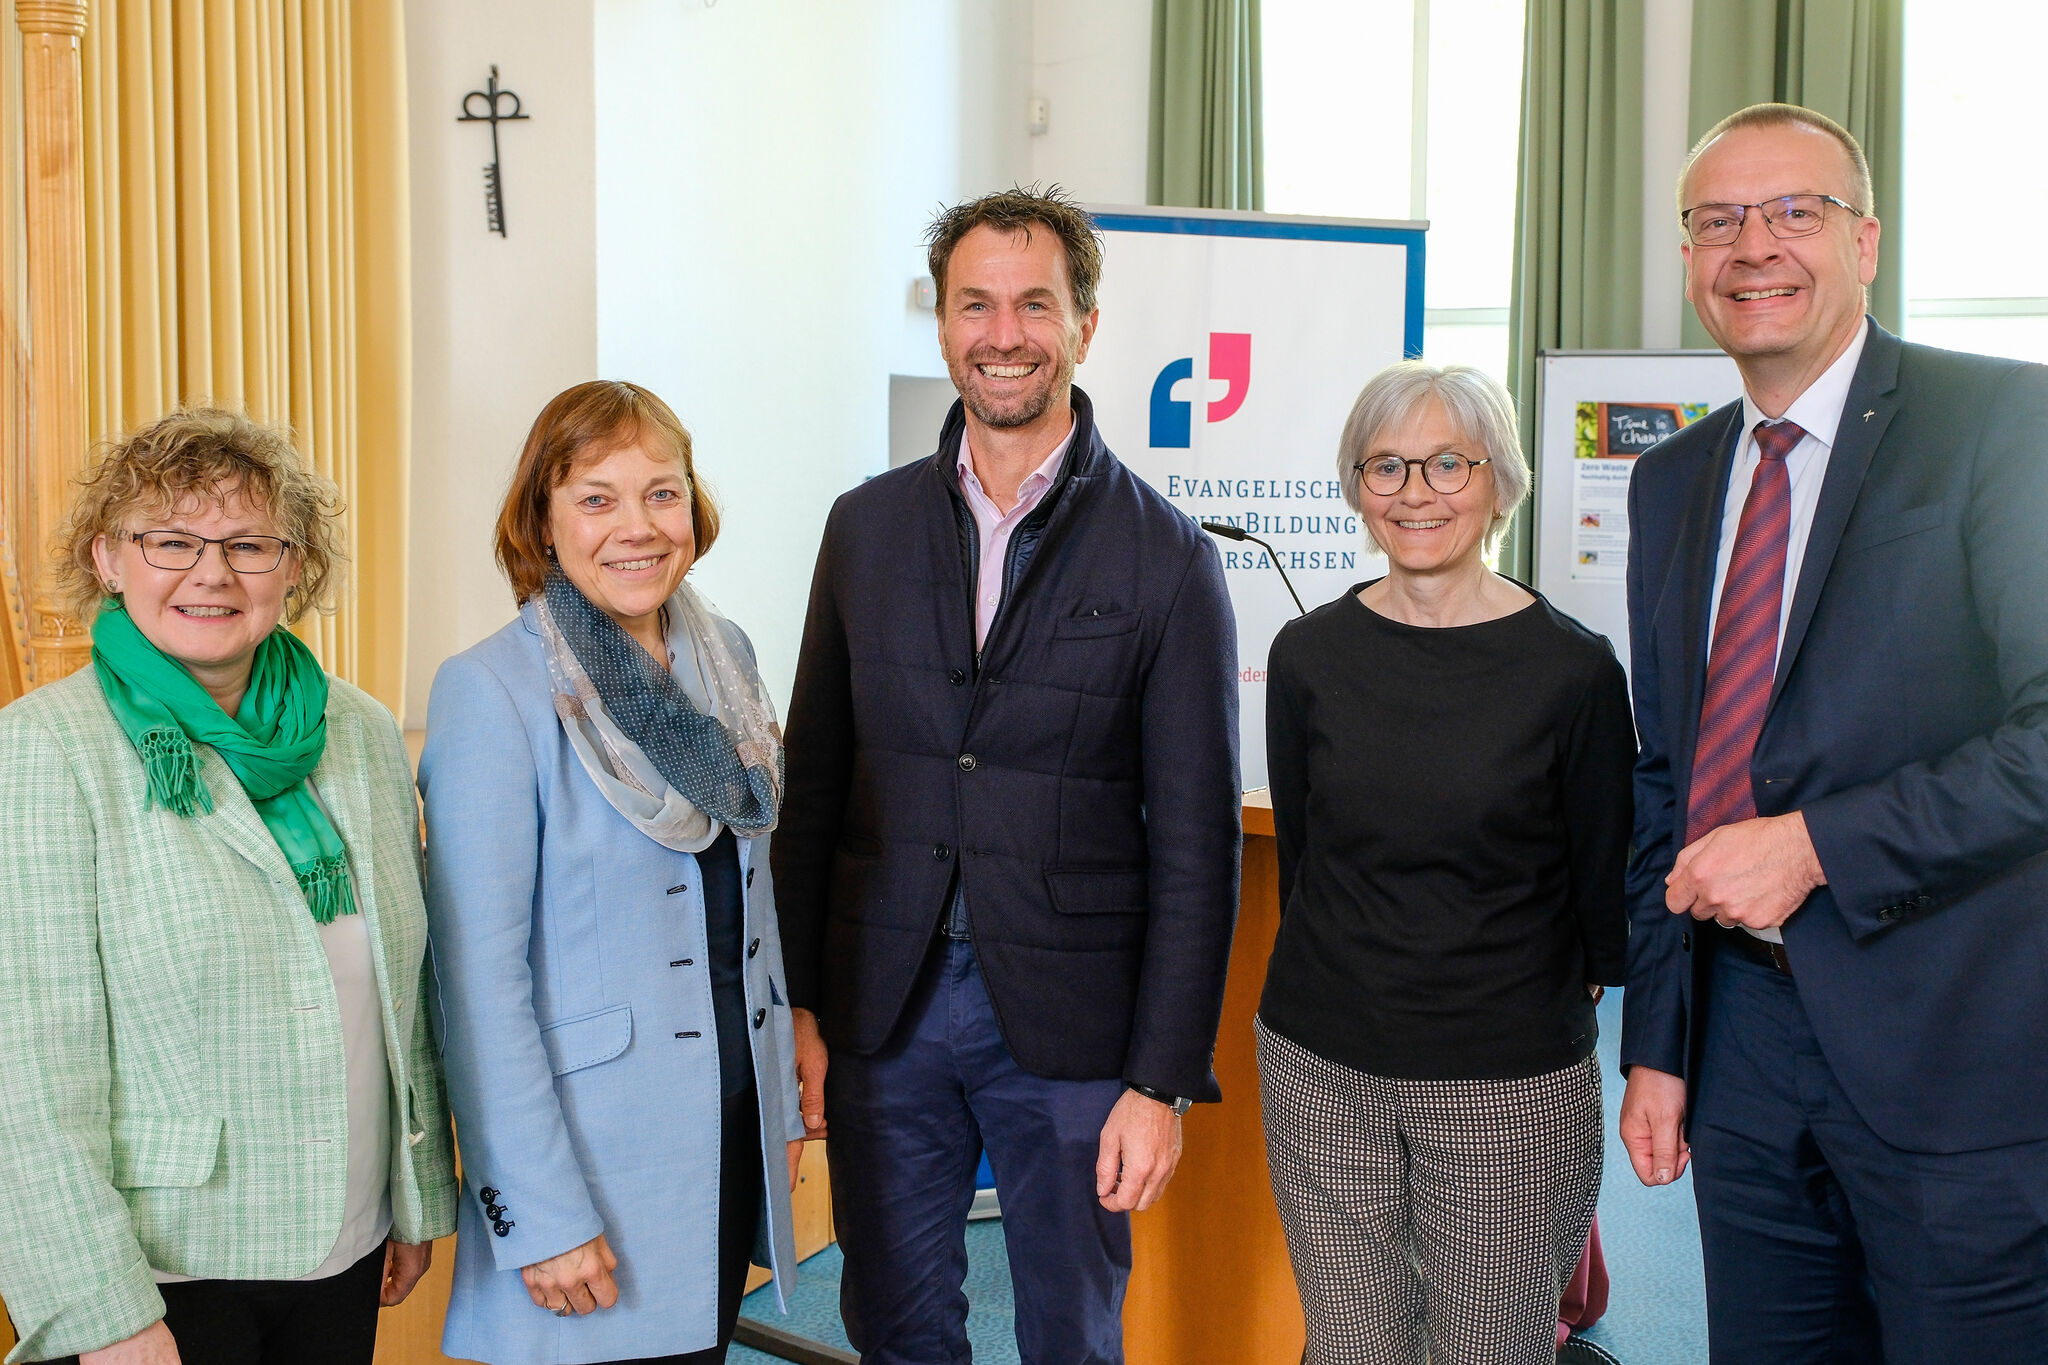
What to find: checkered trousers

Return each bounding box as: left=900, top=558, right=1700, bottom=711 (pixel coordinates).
left=1255, top=1017, right=1603, bottom=1365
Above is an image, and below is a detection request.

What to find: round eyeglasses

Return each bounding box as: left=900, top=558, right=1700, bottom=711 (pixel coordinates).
left=1354, top=452, right=1492, bottom=497
left=122, top=529, right=295, bottom=574
left=1679, top=193, right=1862, bottom=248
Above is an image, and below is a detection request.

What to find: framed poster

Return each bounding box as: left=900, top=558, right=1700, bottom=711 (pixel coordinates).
left=1533, top=350, right=1745, bottom=676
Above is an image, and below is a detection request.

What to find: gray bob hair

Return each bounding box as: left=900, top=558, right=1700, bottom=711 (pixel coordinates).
left=1337, top=360, right=1530, bottom=554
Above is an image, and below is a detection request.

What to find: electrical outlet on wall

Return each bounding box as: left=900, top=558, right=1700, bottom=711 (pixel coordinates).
left=1026, top=95, right=1050, bottom=136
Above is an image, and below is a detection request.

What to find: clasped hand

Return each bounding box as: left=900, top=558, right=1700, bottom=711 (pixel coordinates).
left=1665, top=811, right=1824, bottom=931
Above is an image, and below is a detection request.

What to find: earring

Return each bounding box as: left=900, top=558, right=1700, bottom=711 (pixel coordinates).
left=102, top=581, right=119, bottom=595
left=544, top=545, right=558, bottom=561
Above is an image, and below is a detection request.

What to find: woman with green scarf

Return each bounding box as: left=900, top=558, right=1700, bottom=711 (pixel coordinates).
left=0, top=410, right=457, bottom=1365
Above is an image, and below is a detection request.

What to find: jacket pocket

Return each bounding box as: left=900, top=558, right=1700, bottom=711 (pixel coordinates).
left=539, top=1003, right=634, bottom=1076
left=1840, top=502, right=1943, bottom=553
left=1052, top=609, right=1141, bottom=640
left=1044, top=867, right=1149, bottom=915
left=111, top=1114, right=225, bottom=1189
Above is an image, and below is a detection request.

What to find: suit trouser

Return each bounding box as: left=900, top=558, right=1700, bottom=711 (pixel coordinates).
left=825, top=934, right=1131, bottom=1365
left=1690, top=946, right=2048, bottom=1365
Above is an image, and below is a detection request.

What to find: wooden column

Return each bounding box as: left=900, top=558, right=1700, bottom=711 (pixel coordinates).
left=15, top=0, right=89, bottom=685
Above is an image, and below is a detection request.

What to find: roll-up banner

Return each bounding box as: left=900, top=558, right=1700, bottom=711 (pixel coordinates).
left=1082, top=206, right=1427, bottom=789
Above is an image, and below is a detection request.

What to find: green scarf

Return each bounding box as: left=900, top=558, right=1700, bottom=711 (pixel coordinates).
left=92, top=599, right=356, bottom=924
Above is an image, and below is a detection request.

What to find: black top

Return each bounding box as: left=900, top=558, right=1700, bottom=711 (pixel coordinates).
left=1259, top=583, right=1635, bottom=1082
left=695, top=827, right=754, bottom=1099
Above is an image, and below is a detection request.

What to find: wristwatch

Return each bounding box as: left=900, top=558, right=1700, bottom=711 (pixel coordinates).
left=1127, top=1082, right=1193, bottom=1116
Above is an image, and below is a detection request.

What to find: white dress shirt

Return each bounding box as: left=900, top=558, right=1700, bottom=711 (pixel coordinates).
left=1706, top=322, right=1869, bottom=943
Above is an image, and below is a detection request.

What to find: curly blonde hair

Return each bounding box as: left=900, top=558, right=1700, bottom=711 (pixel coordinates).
left=55, top=408, right=347, bottom=624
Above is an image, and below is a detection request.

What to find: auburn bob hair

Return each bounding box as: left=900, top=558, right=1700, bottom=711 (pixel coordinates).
left=495, top=380, right=720, bottom=604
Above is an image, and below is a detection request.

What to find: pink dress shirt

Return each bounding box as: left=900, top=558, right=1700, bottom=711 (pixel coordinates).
left=956, top=423, right=1075, bottom=649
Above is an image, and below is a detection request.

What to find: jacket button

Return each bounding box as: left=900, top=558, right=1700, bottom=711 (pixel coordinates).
left=949, top=668, right=966, bottom=685
left=747, top=937, right=761, bottom=959
left=479, top=1187, right=499, bottom=1203
left=753, top=1008, right=767, bottom=1030
left=934, top=844, right=951, bottom=861
left=958, top=754, right=977, bottom=771
left=485, top=1203, right=505, bottom=1219
left=493, top=1219, right=514, bottom=1237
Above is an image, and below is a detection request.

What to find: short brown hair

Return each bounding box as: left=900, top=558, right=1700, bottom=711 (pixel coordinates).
left=55, top=407, right=346, bottom=624
left=495, top=380, right=720, bottom=604
left=926, top=184, right=1104, bottom=318
left=1680, top=103, right=1874, bottom=221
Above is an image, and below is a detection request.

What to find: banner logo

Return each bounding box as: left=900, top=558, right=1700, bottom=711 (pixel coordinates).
left=1149, top=332, right=1251, bottom=448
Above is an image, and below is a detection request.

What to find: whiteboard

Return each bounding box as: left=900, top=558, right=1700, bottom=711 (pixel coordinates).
left=1532, top=350, right=1744, bottom=675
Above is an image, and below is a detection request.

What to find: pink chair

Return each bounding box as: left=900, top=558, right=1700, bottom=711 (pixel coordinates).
left=1558, top=1214, right=1611, bottom=1348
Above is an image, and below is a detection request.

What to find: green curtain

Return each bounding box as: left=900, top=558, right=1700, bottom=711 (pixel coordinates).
left=1148, top=0, right=1264, bottom=210
left=1682, top=0, right=1904, bottom=346
left=1504, top=0, right=1644, bottom=579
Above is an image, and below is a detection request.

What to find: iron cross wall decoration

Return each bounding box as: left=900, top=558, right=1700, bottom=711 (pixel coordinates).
left=457, top=66, right=529, bottom=236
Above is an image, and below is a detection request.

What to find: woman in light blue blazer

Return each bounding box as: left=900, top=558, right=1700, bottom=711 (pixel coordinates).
left=420, top=381, right=804, bottom=1365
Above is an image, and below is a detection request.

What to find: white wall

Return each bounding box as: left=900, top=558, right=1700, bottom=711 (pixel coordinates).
left=404, top=0, right=1158, bottom=718
left=1030, top=0, right=1153, bottom=205
left=590, top=0, right=1039, bottom=708
left=404, top=0, right=599, bottom=726
left=1641, top=0, right=1692, bottom=348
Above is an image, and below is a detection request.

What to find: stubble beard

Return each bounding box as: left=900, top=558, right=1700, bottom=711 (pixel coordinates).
left=953, top=347, right=1077, bottom=430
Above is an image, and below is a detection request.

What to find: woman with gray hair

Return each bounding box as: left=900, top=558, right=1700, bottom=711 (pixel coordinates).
left=1255, top=360, right=1634, bottom=1364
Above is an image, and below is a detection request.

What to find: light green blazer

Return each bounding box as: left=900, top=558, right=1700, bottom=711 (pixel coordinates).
left=0, top=667, right=458, bottom=1363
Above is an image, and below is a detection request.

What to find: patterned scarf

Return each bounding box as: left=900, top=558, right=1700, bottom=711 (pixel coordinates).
left=534, top=570, right=781, bottom=851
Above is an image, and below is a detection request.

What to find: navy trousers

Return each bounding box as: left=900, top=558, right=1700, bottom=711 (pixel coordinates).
left=826, top=935, right=1131, bottom=1365
left=1690, top=946, right=2048, bottom=1364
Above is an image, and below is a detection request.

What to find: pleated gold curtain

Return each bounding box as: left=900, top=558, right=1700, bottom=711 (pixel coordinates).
left=2, top=14, right=34, bottom=705
left=74, top=0, right=410, bottom=712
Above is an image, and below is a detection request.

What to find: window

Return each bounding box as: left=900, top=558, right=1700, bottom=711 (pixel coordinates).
left=1263, top=0, right=1528, bottom=382
left=1903, top=2, right=2048, bottom=362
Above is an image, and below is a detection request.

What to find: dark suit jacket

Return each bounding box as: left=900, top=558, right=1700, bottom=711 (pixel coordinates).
left=1621, top=320, right=2048, bottom=1153
left=772, top=387, right=1242, bottom=1102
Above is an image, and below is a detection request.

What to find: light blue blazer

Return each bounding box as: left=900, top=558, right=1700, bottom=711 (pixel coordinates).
left=419, top=604, right=802, bottom=1365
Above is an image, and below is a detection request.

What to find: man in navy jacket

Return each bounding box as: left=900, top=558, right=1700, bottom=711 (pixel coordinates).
left=773, top=187, right=1241, bottom=1364
left=1620, top=104, right=2048, bottom=1362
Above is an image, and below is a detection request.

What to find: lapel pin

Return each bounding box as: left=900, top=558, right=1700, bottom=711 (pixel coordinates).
left=1863, top=410, right=1875, bottom=421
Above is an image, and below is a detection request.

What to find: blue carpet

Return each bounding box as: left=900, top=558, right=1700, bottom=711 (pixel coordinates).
left=732, top=1219, right=1015, bottom=1365
left=1570, top=988, right=1708, bottom=1363
left=735, top=990, right=1707, bottom=1364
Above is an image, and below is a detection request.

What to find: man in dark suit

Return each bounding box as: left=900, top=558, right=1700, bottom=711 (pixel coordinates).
left=1619, top=102, right=2048, bottom=1362
left=772, top=186, right=1241, bottom=1364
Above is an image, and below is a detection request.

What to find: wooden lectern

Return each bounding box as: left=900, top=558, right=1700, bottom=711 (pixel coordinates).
left=1125, top=791, right=1306, bottom=1364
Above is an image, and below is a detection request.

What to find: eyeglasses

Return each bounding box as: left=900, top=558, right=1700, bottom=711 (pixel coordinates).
left=1679, top=194, right=1862, bottom=247
left=122, top=529, right=295, bottom=574
left=1353, top=452, right=1492, bottom=497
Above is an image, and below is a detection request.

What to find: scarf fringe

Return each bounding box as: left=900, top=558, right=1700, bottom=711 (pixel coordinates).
left=296, top=854, right=357, bottom=925
left=137, top=727, right=213, bottom=817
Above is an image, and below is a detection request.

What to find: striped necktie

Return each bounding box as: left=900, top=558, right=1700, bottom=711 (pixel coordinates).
left=1686, top=419, right=1806, bottom=845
